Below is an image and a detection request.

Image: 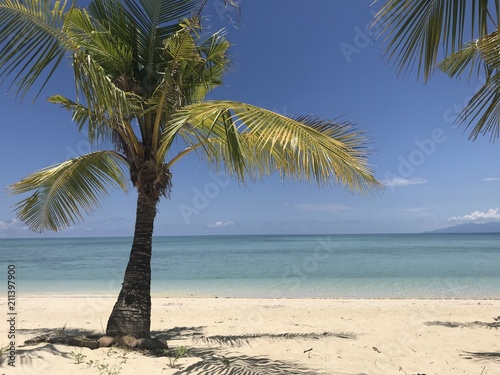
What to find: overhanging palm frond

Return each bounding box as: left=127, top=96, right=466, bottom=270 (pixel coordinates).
left=438, top=28, right=500, bottom=140
left=437, top=41, right=486, bottom=79
left=456, top=72, right=500, bottom=141
left=0, top=0, right=77, bottom=98
left=161, top=101, right=381, bottom=195
left=372, top=0, right=497, bottom=80
left=8, top=151, right=129, bottom=232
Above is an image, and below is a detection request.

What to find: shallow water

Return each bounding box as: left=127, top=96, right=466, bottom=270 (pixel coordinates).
left=1, top=233, right=499, bottom=298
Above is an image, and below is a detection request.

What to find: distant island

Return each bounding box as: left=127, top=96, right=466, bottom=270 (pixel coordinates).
left=428, top=221, right=500, bottom=234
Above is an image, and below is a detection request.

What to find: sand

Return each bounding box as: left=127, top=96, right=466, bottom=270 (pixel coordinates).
left=1, top=296, right=499, bottom=374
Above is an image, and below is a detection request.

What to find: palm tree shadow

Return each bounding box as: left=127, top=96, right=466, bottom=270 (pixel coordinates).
left=424, top=318, right=500, bottom=365
left=424, top=320, right=500, bottom=329
left=195, top=331, right=356, bottom=347
left=17, top=326, right=360, bottom=375
left=19, top=327, right=101, bottom=338
left=173, top=347, right=351, bottom=375
left=149, top=328, right=359, bottom=375
left=13, top=342, right=73, bottom=369
left=151, top=326, right=206, bottom=342
left=460, top=351, right=500, bottom=363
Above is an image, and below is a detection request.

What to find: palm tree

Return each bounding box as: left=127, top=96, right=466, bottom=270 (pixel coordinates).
left=0, top=0, right=381, bottom=339
left=372, top=0, right=500, bottom=141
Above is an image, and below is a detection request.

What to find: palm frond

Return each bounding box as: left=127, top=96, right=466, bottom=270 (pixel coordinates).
left=438, top=28, right=500, bottom=140
left=191, top=28, right=232, bottom=101
left=65, top=6, right=133, bottom=76
left=474, top=27, right=500, bottom=71
left=0, top=0, right=77, bottom=99
left=437, top=41, right=486, bottom=79
left=72, top=51, right=143, bottom=143
left=197, top=331, right=357, bottom=347
left=457, top=72, right=500, bottom=141
left=161, top=101, right=381, bottom=195
left=120, top=0, right=198, bottom=88
left=48, top=94, right=142, bottom=157
left=8, top=151, right=129, bottom=232
left=149, top=22, right=231, bottom=148
left=373, top=0, right=497, bottom=80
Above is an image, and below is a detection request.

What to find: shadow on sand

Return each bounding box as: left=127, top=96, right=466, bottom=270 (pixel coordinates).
left=460, top=351, right=500, bottom=363
left=424, top=318, right=500, bottom=366
left=424, top=320, right=500, bottom=329
left=150, top=327, right=359, bottom=375
left=17, top=326, right=362, bottom=375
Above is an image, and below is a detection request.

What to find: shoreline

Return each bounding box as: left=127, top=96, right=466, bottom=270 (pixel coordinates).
left=10, top=293, right=500, bottom=302
left=14, top=292, right=500, bottom=300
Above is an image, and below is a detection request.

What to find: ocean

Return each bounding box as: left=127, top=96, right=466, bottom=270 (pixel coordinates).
left=1, top=233, right=499, bottom=299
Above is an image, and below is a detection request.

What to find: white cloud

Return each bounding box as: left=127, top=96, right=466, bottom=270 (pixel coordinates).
left=482, top=177, right=500, bottom=182
left=382, top=177, right=427, bottom=187
left=0, top=219, right=27, bottom=237
left=208, top=221, right=235, bottom=228
left=294, top=203, right=351, bottom=213
left=0, top=219, right=23, bottom=231
left=447, top=208, right=500, bottom=222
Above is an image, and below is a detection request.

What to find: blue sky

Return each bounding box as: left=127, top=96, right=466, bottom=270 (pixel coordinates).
left=1, top=0, right=500, bottom=238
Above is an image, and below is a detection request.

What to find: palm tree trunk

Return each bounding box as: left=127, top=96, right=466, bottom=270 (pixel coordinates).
left=106, top=188, right=159, bottom=338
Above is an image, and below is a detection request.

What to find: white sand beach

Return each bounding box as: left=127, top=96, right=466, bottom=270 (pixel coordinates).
left=2, top=297, right=500, bottom=374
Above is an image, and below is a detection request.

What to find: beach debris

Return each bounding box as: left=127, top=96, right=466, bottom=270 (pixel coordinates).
left=137, top=338, right=157, bottom=350
left=373, top=346, right=381, bottom=353
left=98, top=336, right=116, bottom=348
left=116, top=335, right=138, bottom=348
left=303, top=348, right=313, bottom=353
left=25, top=331, right=170, bottom=354
left=152, top=338, right=169, bottom=350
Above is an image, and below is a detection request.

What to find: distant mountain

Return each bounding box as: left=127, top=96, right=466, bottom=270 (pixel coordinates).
left=428, top=221, right=500, bottom=234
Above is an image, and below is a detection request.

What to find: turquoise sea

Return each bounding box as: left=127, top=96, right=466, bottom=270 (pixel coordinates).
left=1, top=233, right=499, bottom=298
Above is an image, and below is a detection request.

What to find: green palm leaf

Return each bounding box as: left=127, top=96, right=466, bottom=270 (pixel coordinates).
left=373, top=0, right=500, bottom=140
left=437, top=41, right=485, bottom=79
left=8, top=151, right=129, bottom=232
left=0, top=0, right=77, bottom=98
left=438, top=28, right=500, bottom=140
left=373, top=0, right=496, bottom=80
left=120, top=0, right=198, bottom=91
left=161, top=101, right=381, bottom=195
left=457, top=72, right=500, bottom=140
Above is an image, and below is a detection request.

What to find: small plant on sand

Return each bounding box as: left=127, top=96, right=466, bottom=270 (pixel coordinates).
left=70, top=349, right=87, bottom=364
left=55, top=324, right=67, bottom=337
left=87, top=357, right=127, bottom=375
left=166, top=346, right=188, bottom=369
